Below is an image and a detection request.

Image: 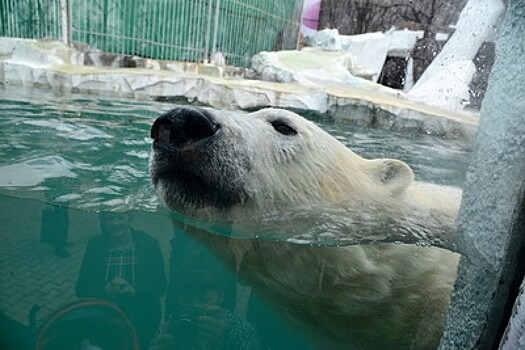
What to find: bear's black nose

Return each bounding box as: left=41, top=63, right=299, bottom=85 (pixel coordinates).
left=151, top=107, right=220, bottom=147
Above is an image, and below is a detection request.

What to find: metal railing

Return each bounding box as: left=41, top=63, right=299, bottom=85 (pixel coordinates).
left=0, top=0, right=304, bottom=67
left=0, top=0, right=63, bottom=40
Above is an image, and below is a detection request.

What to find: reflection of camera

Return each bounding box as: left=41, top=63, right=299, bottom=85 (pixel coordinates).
left=169, top=306, right=201, bottom=342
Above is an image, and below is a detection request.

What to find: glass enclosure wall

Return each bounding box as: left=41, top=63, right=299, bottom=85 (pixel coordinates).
left=2, top=1, right=525, bottom=350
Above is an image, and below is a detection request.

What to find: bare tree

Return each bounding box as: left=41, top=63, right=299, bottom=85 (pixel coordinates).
left=318, top=0, right=470, bottom=85
left=318, top=0, right=468, bottom=35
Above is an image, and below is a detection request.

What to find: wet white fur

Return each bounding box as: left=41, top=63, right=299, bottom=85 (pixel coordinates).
left=152, top=108, right=462, bottom=349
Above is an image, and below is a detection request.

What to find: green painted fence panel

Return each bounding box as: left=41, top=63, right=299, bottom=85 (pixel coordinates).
left=0, top=0, right=62, bottom=40
left=0, top=0, right=303, bottom=67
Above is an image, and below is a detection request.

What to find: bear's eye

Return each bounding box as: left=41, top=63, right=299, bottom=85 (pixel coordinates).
left=270, top=119, right=297, bottom=136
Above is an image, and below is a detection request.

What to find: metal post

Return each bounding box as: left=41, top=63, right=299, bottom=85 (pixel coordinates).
left=204, top=0, right=214, bottom=63
left=210, top=0, right=221, bottom=61
left=296, top=0, right=306, bottom=50
left=60, top=0, right=72, bottom=45
left=67, top=0, right=72, bottom=45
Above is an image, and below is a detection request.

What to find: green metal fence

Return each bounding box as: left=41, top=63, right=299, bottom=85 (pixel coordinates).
left=0, top=0, right=62, bottom=40
left=0, top=0, right=303, bottom=67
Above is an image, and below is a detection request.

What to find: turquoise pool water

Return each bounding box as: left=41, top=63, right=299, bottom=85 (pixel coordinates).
left=0, top=86, right=470, bottom=212
left=0, top=85, right=472, bottom=349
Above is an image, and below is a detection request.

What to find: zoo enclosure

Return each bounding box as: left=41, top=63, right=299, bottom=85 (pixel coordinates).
left=0, top=0, right=304, bottom=67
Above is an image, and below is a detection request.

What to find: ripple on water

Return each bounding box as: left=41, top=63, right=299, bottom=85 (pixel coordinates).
left=0, top=86, right=472, bottom=223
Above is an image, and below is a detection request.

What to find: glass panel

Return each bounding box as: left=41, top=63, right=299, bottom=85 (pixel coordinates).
left=1, top=1, right=523, bottom=350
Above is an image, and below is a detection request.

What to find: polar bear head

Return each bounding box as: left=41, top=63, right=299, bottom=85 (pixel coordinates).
left=150, top=107, right=415, bottom=222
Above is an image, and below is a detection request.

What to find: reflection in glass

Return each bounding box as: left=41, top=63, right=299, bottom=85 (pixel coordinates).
left=76, top=212, right=166, bottom=349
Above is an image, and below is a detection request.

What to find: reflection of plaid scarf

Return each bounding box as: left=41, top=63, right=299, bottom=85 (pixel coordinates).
left=104, top=246, right=138, bottom=286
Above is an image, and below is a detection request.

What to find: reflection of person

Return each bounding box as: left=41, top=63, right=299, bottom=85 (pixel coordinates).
left=75, top=212, right=166, bottom=349
left=40, top=204, right=70, bottom=258
left=151, top=269, right=261, bottom=350
left=0, top=309, right=32, bottom=350
left=165, top=225, right=237, bottom=321
left=40, top=179, right=73, bottom=258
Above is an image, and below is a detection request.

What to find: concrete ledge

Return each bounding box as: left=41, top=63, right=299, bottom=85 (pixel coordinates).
left=0, top=38, right=478, bottom=141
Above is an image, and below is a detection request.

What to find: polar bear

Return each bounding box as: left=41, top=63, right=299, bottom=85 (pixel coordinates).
left=150, top=107, right=461, bottom=350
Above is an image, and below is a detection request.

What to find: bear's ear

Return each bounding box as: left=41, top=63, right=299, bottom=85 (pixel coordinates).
left=365, top=159, right=414, bottom=196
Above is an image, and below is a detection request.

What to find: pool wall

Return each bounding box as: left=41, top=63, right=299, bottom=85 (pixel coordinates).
left=0, top=37, right=478, bottom=141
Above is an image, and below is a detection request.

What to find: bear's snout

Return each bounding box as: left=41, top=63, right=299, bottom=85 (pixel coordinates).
left=151, top=107, right=220, bottom=148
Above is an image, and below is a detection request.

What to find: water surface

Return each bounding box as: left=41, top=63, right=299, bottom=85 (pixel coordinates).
left=0, top=85, right=471, bottom=213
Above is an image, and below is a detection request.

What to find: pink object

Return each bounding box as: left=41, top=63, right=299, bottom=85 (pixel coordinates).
left=302, top=1, right=321, bottom=30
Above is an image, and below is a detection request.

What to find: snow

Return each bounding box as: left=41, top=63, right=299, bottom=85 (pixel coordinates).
left=257, top=0, right=504, bottom=115
left=500, top=278, right=525, bottom=350
left=408, top=60, right=476, bottom=113
left=0, top=37, right=478, bottom=140
left=409, top=0, right=505, bottom=111
left=303, top=28, right=424, bottom=82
